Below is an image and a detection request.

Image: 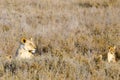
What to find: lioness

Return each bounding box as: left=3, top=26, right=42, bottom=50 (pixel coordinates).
left=16, top=38, right=36, bottom=59
left=107, top=46, right=116, bottom=63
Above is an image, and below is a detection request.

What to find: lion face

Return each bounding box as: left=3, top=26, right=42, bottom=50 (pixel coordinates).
left=20, top=38, right=36, bottom=54
left=109, top=46, right=116, bottom=54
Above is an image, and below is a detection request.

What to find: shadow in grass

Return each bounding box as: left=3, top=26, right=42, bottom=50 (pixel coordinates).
left=78, top=3, right=92, bottom=8
left=4, top=62, right=17, bottom=74
left=78, top=2, right=109, bottom=8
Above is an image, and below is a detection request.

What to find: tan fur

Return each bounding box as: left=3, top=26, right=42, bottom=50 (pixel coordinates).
left=107, top=46, right=116, bottom=63
left=16, top=38, right=36, bottom=59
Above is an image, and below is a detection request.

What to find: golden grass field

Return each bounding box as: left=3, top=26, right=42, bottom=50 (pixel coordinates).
left=0, top=0, right=120, bottom=80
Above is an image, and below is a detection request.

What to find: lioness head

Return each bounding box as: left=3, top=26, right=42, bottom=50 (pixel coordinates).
left=20, top=38, right=36, bottom=54
left=108, top=46, right=116, bottom=54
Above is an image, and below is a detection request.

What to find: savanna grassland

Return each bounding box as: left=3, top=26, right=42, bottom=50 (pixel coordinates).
left=0, top=0, right=120, bottom=80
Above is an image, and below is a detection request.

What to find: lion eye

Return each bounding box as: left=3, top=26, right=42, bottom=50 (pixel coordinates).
left=29, top=43, right=34, bottom=47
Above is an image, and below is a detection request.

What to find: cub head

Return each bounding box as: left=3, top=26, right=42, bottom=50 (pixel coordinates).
left=108, top=46, right=116, bottom=54
left=20, top=38, right=36, bottom=54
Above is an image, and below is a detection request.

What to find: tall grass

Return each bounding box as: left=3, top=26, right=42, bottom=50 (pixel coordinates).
left=0, top=0, right=120, bottom=80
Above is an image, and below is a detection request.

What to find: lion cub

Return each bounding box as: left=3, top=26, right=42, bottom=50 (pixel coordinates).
left=16, top=38, right=36, bottom=59
left=107, top=46, right=116, bottom=63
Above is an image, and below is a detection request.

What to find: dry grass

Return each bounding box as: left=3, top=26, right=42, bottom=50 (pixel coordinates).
left=0, top=0, right=120, bottom=80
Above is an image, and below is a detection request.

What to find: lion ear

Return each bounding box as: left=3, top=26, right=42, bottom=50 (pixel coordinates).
left=30, top=38, right=33, bottom=41
left=113, top=46, right=116, bottom=49
left=21, top=38, right=26, bottom=43
left=108, top=46, right=111, bottom=49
